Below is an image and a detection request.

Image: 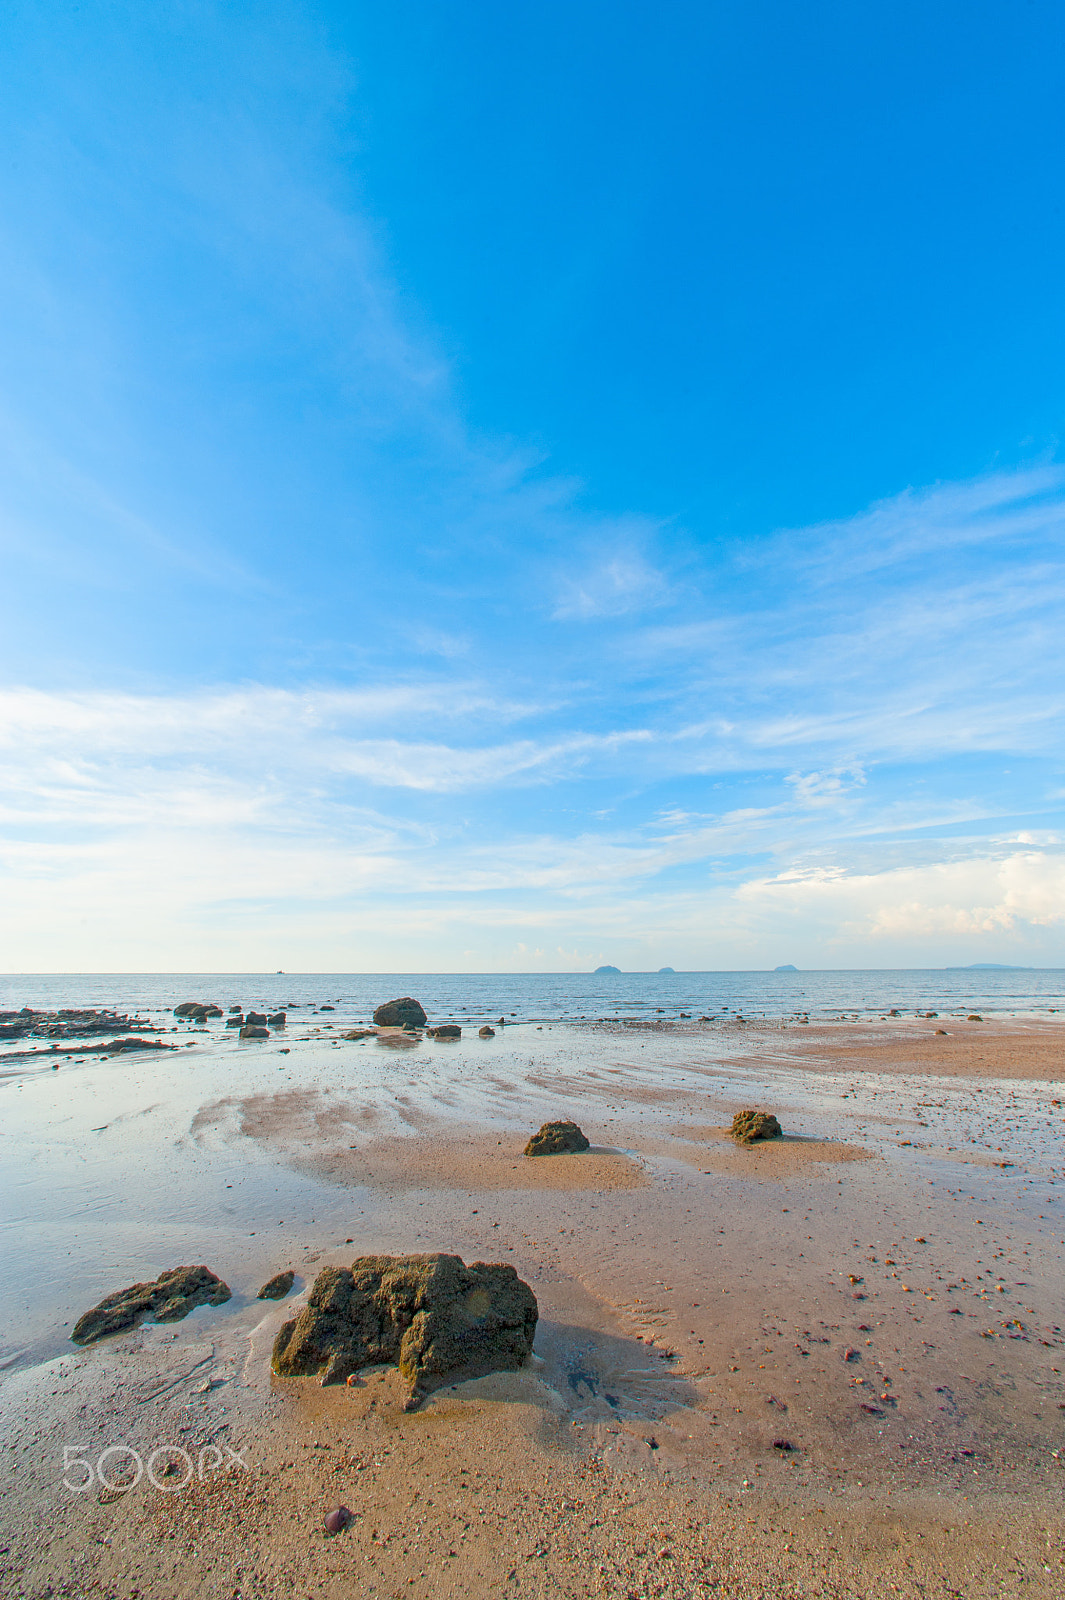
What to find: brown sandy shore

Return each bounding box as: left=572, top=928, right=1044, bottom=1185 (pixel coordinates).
left=2, top=1018, right=1064, bottom=1598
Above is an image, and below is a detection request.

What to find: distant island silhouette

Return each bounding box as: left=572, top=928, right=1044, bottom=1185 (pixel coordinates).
left=594, top=965, right=621, bottom=974
left=658, top=966, right=675, bottom=973
left=774, top=964, right=798, bottom=971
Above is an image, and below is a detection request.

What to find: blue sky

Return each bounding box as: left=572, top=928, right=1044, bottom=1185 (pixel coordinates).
left=1, top=1, right=1063, bottom=971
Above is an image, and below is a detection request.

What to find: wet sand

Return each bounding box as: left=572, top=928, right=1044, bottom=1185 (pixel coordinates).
left=2, top=1016, right=1064, bottom=1596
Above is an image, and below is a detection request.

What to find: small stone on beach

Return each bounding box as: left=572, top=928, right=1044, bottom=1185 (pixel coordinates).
left=257, top=1270, right=295, bottom=1301
left=730, top=1109, right=783, bottom=1144
left=524, top=1120, right=591, bottom=1156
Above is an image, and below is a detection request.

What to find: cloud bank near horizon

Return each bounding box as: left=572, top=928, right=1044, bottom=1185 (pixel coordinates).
left=2, top=462, right=1064, bottom=971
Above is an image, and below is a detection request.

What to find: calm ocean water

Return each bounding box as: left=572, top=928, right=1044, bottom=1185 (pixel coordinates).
left=1, top=968, right=1063, bottom=1021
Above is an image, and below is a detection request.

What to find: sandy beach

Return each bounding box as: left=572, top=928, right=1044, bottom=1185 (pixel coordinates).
left=2, top=1013, right=1064, bottom=1597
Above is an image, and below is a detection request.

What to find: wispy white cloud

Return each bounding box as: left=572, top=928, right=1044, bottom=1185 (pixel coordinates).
left=552, top=544, right=672, bottom=620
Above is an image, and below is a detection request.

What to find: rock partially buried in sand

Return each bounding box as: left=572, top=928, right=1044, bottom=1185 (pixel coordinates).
left=257, top=1270, right=295, bottom=1300
left=324, top=1506, right=352, bottom=1536
left=272, top=1253, right=538, bottom=1409
left=341, top=1028, right=377, bottom=1040
left=730, top=1109, right=783, bottom=1144
left=523, top=1120, right=590, bottom=1156
left=478, top=1025, right=496, bottom=1038
left=427, top=1023, right=461, bottom=1039
left=373, top=996, right=428, bottom=1028
left=72, top=1265, right=231, bottom=1345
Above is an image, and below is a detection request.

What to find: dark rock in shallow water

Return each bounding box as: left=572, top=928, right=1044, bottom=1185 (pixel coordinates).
left=72, top=1265, right=231, bottom=1344
left=341, top=1028, right=376, bottom=1040
left=272, top=1253, right=537, bottom=1408
left=228, top=1005, right=243, bottom=1014
left=478, top=1025, right=496, bottom=1038
left=225, top=1016, right=243, bottom=1028
left=174, top=1001, right=221, bottom=1021
left=244, top=1011, right=268, bottom=1026
left=372, top=996, right=427, bottom=1028
left=730, top=1109, right=783, bottom=1144
left=257, top=1269, right=295, bottom=1301
left=427, top=1023, right=461, bottom=1039
left=523, top=1120, right=590, bottom=1156
left=267, top=1012, right=286, bottom=1026
left=240, top=1024, right=269, bottom=1040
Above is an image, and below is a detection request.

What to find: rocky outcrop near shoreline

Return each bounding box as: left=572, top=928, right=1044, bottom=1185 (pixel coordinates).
left=272, top=1253, right=538, bottom=1408
left=0, top=1008, right=155, bottom=1042
left=372, top=997, right=427, bottom=1027
left=71, top=1265, right=231, bottom=1344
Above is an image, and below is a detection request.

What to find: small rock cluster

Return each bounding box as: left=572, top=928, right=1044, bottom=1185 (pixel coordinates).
left=174, top=1002, right=223, bottom=1021
left=0, top=1008, right=154, bottom=1042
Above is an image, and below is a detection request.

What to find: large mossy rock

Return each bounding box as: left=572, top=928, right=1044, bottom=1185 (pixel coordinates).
left=523, top=1120, right=590, bottom=1156
left=272, top=1253, right=538, bottom=1407
left=730, top=1109, right=783, bottom=1144
left=72, top=1265, right=231, bottom=1345
left=372, top=996, right=428, bottom=1027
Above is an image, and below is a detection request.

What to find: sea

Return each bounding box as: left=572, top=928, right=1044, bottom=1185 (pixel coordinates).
left=2, top=966, right=1063, bottom=1022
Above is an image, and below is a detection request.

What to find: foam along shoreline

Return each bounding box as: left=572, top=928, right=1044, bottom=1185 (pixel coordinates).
left=1, top=1017, right=1064, bottom=1597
